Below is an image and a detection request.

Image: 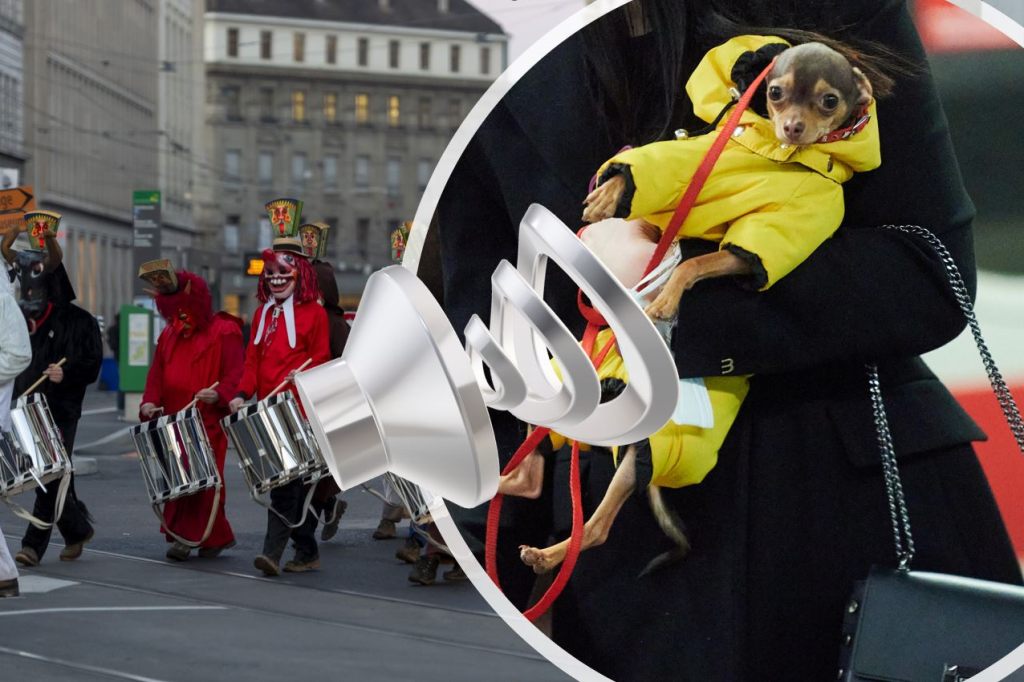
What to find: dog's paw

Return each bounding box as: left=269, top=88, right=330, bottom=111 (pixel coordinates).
left=519, top=545, right=557, bottom=574
left=644, top=296, right=679, bottom=322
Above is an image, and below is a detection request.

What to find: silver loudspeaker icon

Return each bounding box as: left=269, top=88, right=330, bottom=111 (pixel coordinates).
left=295, top=204, right=678, bottom=509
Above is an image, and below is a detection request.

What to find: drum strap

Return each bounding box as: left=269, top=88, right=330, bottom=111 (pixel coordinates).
left=3, top=470, right=71, bottom=531
left=252, top=481, right=319, bottom=529
left=150, top=482, right=222, bottom=548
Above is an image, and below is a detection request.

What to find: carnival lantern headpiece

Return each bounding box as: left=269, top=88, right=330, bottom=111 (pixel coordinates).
left=137, top=258, right=179, bottom=295
left=265, top=197, right=303, bottom=239
left=1, top=209, right=67, bottom=316
left=297, top=222, right=330, bottom=259
left=390, top=221, right=411, bottom=263
left=153, top=270, right=213, bottom=336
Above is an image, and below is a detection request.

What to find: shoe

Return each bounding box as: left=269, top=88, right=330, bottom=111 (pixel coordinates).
left=15, top=547, right=39, bottom=568
left=395, top=536, right=421, bottom=564
left=165, top=541, right=191, bottom=562
left=0, top=579, right=19, bottom=598
left=59, top=528, right=95, bottom=561
left=283, top=556, right=321, bottom=573
left=254, top=554, right=281, bottom=577
left=373, top=518, right=397, bottom=540
left=320, top=498, right=347, bottom=542
left=408, top=555, right=440, bottom=585
left=198, top=540, right=236, bottom=559
left=443, top=563, right=468, bottom=582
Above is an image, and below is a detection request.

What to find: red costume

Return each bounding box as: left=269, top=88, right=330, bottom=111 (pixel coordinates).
left=142, top=272, right=243, bottom=548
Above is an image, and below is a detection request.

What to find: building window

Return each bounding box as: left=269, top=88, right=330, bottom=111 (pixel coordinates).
left=417, top=97, right=431, bottom=129
left=222, top=86, right=241, bottom=120
left=225, top=216, right=240, bottom=251
left=225, top=150, right=241, bottom=180
left=260, top=31, right=272, bottom=60
left=227, top=28, right=239, bottom=58
left=480, top=46, right=491, bottom=75
left=354, top=93, right=369, bottom=125
left=292, top=152, right=307, bottom=185
left=357, top=37, right=369, bottom=67
left=324, top=217, right=339, bottom=258
left=417, top=158, right=432, bottom=191
left=450, top=44, right=460, bottom=73
left=258, top=151, right=273, bottom=185
left=292, top=90, right=306, bottom=123
left=387, top=96, right=400, bottom=127
left=293, top=32, right=305, bottom=62
left=354, top=155, right=370, bottom=189
left=323, top=155, right=338, bottom=190
left=356, top=218, right=370, bottom=260
left=259, top=87, right=274, bottom=121
left=389, top=40, right=400, bottom=68
left=326, top=35, right=337, bottom=64
left=324, top=93, right=337, bottom=124
left=449, top=98, right=461, bottom=127
left=419, top=42, right=430, bottom=70
left=386, top=157, right=401, bottom=198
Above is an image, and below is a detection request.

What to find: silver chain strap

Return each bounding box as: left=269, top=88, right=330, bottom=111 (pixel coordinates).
left=867, top=225, right=1024, bottom=570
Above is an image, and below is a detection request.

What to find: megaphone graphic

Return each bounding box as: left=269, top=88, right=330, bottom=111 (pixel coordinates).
left=295, top=204, right=679, bottom=509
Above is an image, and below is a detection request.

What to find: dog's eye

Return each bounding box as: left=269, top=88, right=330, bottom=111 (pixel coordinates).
left=768, top=86, right=784, bottom=102
left=822, top=94, right=840, bottom=110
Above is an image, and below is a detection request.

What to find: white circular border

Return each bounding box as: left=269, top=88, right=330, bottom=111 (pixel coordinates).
left=401, top=2, right=1024, bottom=680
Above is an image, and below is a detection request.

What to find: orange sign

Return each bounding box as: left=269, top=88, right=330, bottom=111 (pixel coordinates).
left=0, top=186, right=36, bottom=236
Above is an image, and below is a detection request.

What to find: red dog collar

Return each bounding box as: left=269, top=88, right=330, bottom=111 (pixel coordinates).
left=817, top=106, right=871, bottom=144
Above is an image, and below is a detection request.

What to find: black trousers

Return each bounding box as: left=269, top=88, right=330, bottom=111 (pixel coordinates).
left=22, top=420, right=94, bottom=558
left=262, top=480, right=317, bottom=562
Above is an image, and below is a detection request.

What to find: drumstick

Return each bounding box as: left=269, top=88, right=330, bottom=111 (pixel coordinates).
left=266, top=358, right=313, bottom=399
left=18, top=357, right=67, bottom=399
left=183, top=381, right=221, bottom=412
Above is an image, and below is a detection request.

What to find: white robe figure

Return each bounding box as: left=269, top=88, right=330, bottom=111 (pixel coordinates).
left=0, top=268, right=32, bottom=585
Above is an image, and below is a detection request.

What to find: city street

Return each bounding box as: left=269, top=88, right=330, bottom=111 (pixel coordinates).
left=0, top=387, right=567, bottom=682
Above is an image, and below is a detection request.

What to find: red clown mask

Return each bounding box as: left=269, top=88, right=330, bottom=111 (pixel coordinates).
left=257, top=249, right=320, bottom=304
left=154, top=271, right=213, bottom=337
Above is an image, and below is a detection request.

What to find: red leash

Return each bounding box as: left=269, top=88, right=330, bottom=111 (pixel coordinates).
left=485, top=59, right=776, bottom=621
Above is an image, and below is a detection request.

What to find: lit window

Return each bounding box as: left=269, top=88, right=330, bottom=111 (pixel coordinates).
left=354, top=93, right=369, bottom=125
left=388, top=96, right=400, bottom=127
left=324, top=93, right=337, bottom=124
left=227, top=28, right=239, bottom=58
left=294, top=33, right=305, bottom=62
left=326, top=35, right=337, bottom=64
left=260, top=31, right=272, bottom=60
left=389, top=40, right=400, bottom=68
left=292, top=90, right=306, bottom=123
left=450, top=44, right=460, bottom=73
left=358, top=37, right=369, bottom=66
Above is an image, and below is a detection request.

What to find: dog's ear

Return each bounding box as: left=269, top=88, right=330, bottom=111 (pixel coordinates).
left=852, top=67, right=873, bottom=108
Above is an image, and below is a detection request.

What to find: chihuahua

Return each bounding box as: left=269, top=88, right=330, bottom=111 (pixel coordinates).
left=510, top=39, right=880, bottom=577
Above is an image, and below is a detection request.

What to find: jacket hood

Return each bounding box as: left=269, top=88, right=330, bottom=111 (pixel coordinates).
left=686, top=35, right=881, bottom=179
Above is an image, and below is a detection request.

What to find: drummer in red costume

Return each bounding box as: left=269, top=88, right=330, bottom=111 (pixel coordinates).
left=230, top=210, right=331, bottom=577
left=139, top=261, right=244, bottom=562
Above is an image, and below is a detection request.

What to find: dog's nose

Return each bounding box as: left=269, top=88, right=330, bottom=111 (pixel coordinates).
left=784, top=121, right=805, bottom=138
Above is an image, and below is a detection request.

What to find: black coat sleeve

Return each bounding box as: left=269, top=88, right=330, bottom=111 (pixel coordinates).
left=674, top=1, right=976, bottom=378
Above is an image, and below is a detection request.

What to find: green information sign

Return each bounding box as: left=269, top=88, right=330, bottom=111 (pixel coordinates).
left=118, top=304, right=154, bottom=392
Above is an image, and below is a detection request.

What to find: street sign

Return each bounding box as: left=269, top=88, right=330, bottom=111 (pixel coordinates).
left=0, top=185, right=36, bottom=236
left=132, top=190, right=162, bottom=296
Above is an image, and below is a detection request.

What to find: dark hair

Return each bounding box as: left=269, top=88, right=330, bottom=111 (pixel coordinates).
left=581, top=0, right=920, bottom=145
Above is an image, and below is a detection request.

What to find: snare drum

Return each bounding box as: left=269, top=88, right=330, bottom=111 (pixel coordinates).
left=0, top=394, right=73, bottom=500
left=221, top=392, right=326, bottom=496
left=384, top=473, right=435, bottom=525
left=130, top=407, right=220, bottom=505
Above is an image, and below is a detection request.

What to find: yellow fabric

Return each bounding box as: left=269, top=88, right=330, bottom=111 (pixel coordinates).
left=548, top=329, right=748, bottom=489
left=595, top=35, right=882, bottom=290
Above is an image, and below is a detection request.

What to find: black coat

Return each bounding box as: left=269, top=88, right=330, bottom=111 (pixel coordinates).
left=434, top=1, right=1022, bottom=680
left=14, top=302, right=103, bottom=431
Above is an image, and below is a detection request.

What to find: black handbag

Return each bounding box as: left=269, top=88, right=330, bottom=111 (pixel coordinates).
left=838, top=225, right=1024, bottom=682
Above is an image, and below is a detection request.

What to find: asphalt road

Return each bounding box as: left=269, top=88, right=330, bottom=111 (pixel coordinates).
left=0, top=388, right=568, bottom=682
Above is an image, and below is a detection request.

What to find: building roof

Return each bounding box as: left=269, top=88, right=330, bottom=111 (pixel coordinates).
left=206, top=0, right=505, bottom=35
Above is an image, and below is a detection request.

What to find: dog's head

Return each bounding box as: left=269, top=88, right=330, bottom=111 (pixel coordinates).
left=765, top=42, right=872, bottom=146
